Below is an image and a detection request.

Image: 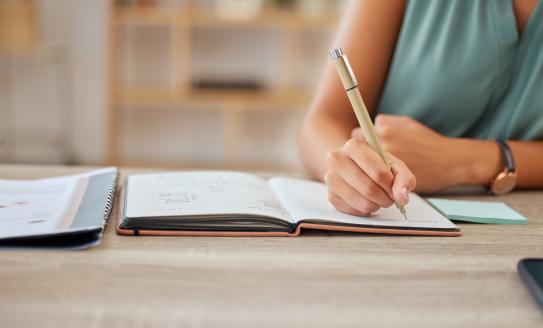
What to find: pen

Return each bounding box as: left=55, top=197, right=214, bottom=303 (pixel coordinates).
left=329, top=47, right=408, bottom=220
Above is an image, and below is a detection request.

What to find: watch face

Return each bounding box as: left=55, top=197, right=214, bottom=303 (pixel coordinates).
left=492, top=172, right=517, bottom=195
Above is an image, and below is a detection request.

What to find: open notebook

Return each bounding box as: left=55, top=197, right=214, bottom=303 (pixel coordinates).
left=117, top=171, right=461, bottom=237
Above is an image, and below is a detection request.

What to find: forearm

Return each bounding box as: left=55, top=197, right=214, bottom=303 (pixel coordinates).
left=298, top=0, right=406, bottom=181
left=454, top=139, right=543, bottom=189
left=510, top=141, right=543, bottom=188
left=298, top=114, right=352, bottom=181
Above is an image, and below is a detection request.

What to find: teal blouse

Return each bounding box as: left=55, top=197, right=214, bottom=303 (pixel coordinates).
left=376, top=0, right=543, bottom=140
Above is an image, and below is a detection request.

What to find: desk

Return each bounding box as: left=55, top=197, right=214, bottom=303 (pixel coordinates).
left=1, top=164, right=542, bottom=327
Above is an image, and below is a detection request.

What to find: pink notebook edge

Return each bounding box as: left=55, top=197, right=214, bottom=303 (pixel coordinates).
left=114, top=184, right=462, bottom=237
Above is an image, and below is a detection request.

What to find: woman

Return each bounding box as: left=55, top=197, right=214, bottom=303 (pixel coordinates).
left=299, top=0, right=543, bottom=216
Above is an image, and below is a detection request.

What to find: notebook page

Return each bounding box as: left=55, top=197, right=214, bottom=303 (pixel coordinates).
left=268, top=177, right=457, bottom=230
left=0, top=173, right=87, bottom=238
left=125, top=171, right=293, bottom=223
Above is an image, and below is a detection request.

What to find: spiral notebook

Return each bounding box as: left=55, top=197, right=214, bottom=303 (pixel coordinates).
left=117, top=171, right=461, bottom=237
left=0, top=167, right=118, bottom=249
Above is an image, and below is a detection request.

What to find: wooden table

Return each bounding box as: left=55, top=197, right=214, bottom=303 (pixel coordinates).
left=1, top=164, right=542, bottom=327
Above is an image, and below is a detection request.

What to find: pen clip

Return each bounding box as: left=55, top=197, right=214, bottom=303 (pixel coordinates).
left=329, top=48, right=358, bottom=90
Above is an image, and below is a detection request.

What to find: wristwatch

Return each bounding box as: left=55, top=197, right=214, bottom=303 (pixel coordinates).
left=490, top=141, right=517, bottom=195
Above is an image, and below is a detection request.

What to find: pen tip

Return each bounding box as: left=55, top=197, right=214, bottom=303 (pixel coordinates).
left=403, top=214, right=408, bottom=221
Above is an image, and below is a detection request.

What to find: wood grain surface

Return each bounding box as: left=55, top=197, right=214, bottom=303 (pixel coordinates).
left=1, top=164, right=542, bottom=327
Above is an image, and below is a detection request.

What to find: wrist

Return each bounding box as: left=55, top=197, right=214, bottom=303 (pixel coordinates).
left=452, top=139, right=503, bottom=186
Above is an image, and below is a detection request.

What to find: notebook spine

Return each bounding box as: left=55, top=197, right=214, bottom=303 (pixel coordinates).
left=103, top=171, right=119, bottom=221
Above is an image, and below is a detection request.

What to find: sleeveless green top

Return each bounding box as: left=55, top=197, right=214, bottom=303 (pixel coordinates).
left=376, top=0, right=543, bottom=140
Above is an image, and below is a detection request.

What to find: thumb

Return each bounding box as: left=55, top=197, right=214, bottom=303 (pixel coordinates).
left=389, top=156, right=416, bottom=205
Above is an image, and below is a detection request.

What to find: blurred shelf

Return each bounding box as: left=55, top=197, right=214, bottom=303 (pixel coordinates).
left=114, top=86, right=312, bottom=110
left=113, top=6, right=340, bottom=29
left=107, top=2, right=331, bottom=168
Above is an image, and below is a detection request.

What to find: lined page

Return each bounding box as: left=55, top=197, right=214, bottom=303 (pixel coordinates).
left=126, top=171, right=293, bottom=222
left=269, top=177, right=457, bottom=230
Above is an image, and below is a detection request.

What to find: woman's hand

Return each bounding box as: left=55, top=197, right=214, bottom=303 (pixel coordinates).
left=352, top=114, right=476, bottom=193
left=324, top=137, right=416, bottom=216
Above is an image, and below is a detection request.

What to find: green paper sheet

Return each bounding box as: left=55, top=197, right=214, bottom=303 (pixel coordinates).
left=426, top=198, right=527, bottom=225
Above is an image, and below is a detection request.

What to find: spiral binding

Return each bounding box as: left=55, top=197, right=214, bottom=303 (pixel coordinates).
left=103, top=170, right=119, bottom=221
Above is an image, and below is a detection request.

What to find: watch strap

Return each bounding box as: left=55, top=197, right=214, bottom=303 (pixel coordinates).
left=497, top=140, right=515, bottom=173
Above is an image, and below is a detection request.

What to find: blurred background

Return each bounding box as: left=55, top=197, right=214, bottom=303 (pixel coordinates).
left=0, top=0, right=344, bottom=173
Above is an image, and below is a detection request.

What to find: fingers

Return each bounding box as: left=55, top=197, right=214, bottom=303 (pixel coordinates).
left=336, top=117, right=418, bottom=214
left=327, top=193, right=365, bottom=217
left=351, top=127, right=365, bottom=140
left=337, top=157, right=394, bottom=208
left=325, top=172, right=380, bottom=216
left=389, top=155, right=416, bottom=205
left=325, top=137, right=415, bottom=216
left=325, top=139, right=396, bottom=216
left=343, top=138, right=395, bottom=198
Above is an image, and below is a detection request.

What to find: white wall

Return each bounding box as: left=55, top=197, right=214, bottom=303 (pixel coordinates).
left=69, top=0, right=110, bottom=164
left=0, top=0, right=109, bottom=165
